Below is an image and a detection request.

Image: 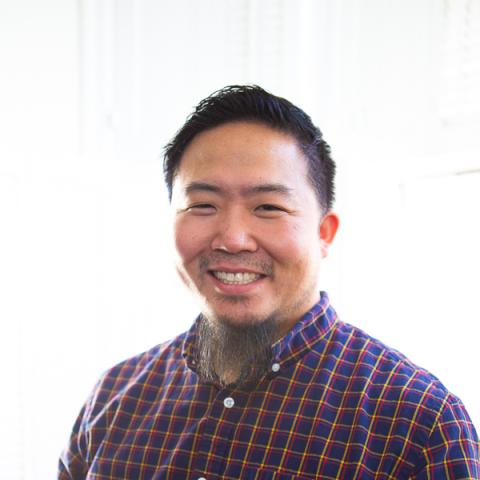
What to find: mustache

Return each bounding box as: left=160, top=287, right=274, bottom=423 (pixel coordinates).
left=199, top=252, right=274, bottom=276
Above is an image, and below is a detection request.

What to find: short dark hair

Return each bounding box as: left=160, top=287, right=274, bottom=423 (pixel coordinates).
left=163, top=85, right=335, bottom=211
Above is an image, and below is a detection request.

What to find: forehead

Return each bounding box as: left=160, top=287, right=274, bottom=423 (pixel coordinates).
left=174, top=122, right=311, bottom=190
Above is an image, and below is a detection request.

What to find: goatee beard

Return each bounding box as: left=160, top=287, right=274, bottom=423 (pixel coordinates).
left=195, top=314, right=277, bottom=388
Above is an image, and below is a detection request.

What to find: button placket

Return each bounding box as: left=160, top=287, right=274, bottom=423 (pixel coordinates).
left=192, top=388, right=243, bottom=477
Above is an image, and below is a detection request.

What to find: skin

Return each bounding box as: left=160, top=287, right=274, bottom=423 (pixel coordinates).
left=171, top=121, right=339, bottom=338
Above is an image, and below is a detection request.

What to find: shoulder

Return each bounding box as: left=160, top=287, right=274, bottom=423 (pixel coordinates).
left=315, top=320, right=479, bottom=473
left=85, top=331, right=188, bottom=419
left=59, top=331, right=193, bottom=474
left=318, top=320, right=455, bottom=434
left=413, top=391, right=480, bottom=477
left=326, top=319, right=450, bottom=399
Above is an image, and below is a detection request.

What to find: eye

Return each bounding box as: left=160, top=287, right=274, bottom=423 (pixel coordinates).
left=187, top=203, right=216, bottom=215
left=257, top=204, right=281, bottom=211
left=255, top=204, right=287, bottom=217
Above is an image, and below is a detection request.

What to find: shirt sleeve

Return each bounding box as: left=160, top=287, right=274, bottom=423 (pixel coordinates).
left=57, top=376, right=105, bottom=480
left=413, top=395, right=480, bottom=479
left=58, top=403, right=90, bottom=480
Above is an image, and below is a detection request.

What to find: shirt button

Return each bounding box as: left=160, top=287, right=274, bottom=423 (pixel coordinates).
left=271, top=362, right=280, bottom=372
left=223, top=397, right=235, bottom=408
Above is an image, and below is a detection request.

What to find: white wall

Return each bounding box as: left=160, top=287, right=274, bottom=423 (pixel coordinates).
left=1, top=0, right=479, bottom=478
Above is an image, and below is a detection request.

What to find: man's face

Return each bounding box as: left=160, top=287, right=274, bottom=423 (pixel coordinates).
left=172, top=121, right=338, bottom=336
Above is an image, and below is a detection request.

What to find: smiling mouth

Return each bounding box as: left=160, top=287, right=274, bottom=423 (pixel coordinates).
left=210, top=271, right=263, bottom=285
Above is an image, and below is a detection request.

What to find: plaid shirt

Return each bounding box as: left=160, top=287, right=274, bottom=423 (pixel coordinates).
left=59, top=292, right=479, bottom=479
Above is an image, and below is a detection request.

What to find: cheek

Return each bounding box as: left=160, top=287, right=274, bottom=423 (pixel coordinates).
left=174, top=218, right=210, bottom=264
left=265, top=223, right=317, bottom=261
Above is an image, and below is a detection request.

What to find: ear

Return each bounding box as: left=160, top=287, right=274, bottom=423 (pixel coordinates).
left=319, top=212, right=339, bottom=257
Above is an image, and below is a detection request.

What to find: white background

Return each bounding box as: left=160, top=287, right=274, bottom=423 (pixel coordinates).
left=1, top=0, right=479, bottom=478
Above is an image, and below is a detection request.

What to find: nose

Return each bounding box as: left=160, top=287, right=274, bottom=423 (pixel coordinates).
left=210, top=209, right=258, bottom=253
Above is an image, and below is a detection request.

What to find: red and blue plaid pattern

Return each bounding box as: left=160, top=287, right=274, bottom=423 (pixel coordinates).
left=59, top=293, right=479, bottom=479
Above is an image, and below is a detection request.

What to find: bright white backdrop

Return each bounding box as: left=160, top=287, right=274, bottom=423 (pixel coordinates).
left=1, top=0, right=479, bottom=478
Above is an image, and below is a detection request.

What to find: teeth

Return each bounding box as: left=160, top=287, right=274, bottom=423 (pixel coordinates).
left=212, top=271, right=261, bottom=285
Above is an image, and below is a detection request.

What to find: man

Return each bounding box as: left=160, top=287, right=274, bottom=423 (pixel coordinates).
left=59, top=85, right=479, bottom=479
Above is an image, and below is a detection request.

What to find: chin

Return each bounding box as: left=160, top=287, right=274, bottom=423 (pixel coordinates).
left=205, top=305, right=275, bottom=328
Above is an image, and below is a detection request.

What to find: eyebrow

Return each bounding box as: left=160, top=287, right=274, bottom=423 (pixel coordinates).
left=184, top=182, right=222, bottom=195
left=184, top=181, right=293, bottom=197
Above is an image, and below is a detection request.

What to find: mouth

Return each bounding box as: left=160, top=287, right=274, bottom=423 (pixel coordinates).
left=210, top=271, right=264, bottom=285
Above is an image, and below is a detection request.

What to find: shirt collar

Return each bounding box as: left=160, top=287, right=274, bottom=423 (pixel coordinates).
left=270, top=291, right=337, bottom=368
left=182, top=291, right=337, bottom=373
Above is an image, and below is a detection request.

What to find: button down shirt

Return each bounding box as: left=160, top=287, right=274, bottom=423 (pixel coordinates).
left=59, top=293, right=480, bottom=479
